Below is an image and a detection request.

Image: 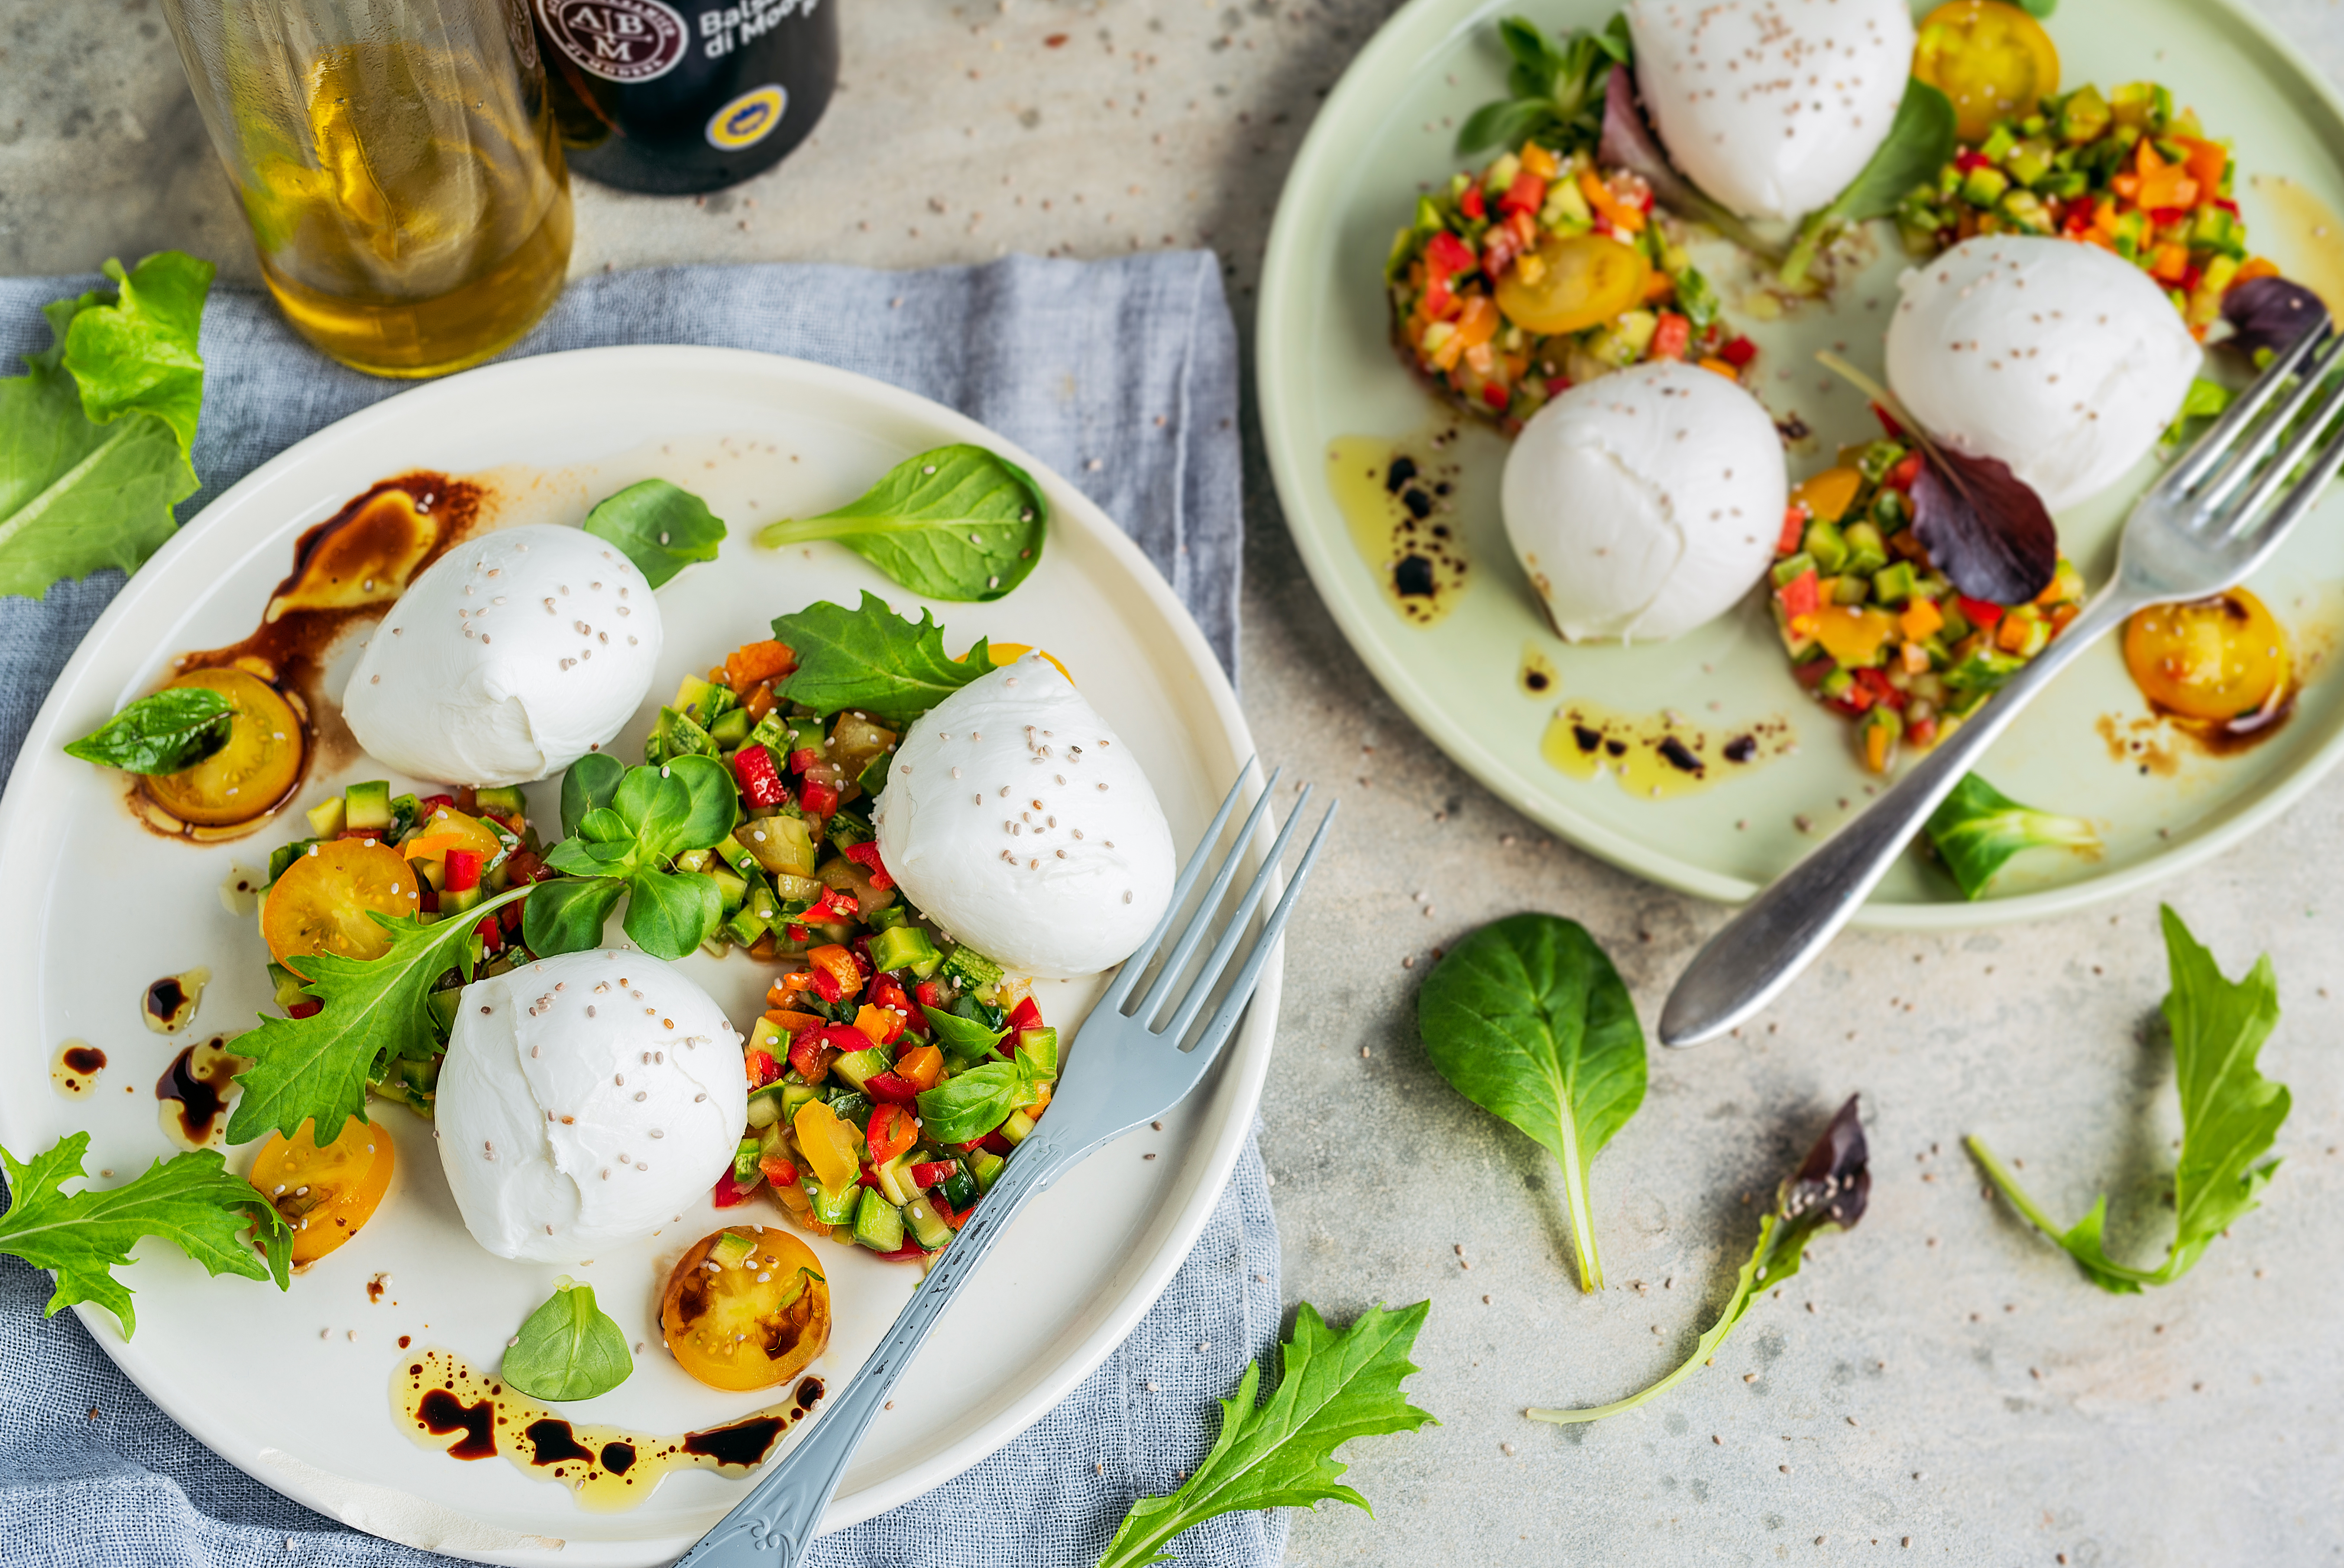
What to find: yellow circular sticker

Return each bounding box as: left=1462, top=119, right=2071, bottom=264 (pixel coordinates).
left=706, top=84, right=788, bottom=151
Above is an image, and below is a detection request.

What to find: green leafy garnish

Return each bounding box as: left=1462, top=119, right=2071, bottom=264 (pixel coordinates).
left=226, top=884, right=532, bottom=1147
left=62, top=686, right=233, bottom=774
left=1924, top=772, right=2099, bottom=900
left=913, top=1043, right=1053, bottom=1145
left=770, top=593, right=992, bottom=723
left=1969, top=907, right=2287, bottom=1293
left=919, top=1004, right=1009, bottom=1067
left=582, top=478, right=726, bottom=589
left=1530, top=1096, right=1869, bottom=1424
left=1457, top=13, right=1628, bottom=156
left=0, top=1132, right=290, bottom=1338
left=501, top=1276, right=633, bottom=1401
left=1780, top=80, right=1958, bottom=288
left=1415, top=913, right=1647, bottom=1291
left=756, top=445, right=1046, bottom=601
left=1098, top=1301, right=1436, bottom=1568
left=524, top=753, right=735, bottom=961
left=0, top=252, right=213, bottom=599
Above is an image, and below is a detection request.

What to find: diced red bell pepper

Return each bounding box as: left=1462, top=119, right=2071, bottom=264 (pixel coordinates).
left=731, top=744, right=790, bottom=809
left=788, top=747, right=822, bottom=775
left=1719, top=336, right=1759, bottom=368
left=1955, top=595, right=2005, bottom=628
left=1776, top=569, right=1821, bottom=622
left=864, top=1071, right=921, bottom=1106
left=337, top=829, right=386, bottom=845
left=1884, top=452, right=1923, bottom=492
left=1459, top=185, right=1486, bottom=220
left=873, top=1241, right=929, bottom=1263
left=758, top=1154, right=800, bottom=1189
left=909, top=1160, right=960, bottom=1189
left=799, top=778, right=839, bottom=818
left=867, top=1104, right=916, bottom=1164
left=1777, top=505, right=1808, bottom=555
left=1871, top=402, right=1906, bottom=438
left=745, top=1047, right=781, bottom=1088
left=1651, top=312, right=1691, bottom=362
left=1007, top=995, right=1044, bottom=1033
left=474, top=915, right=503, bottom=954
left=415, top=794, right=456, bottom=821
left=1497, top=170, right=1546, bottom=217
left=441, top=849, right=483, bottom=894
left=1425, top=230, right=1475, bottom=277
left=1794, top=656, right=1836, bottom=690
left=981, top=1131, right=1015, bottom=1157
left=809, top=885, right=859, bottom=924
left=1852, top=667, right=1906, bottom=710
left=287, top=996, right=323, bottom=1020
left=788, top=923, right=813, bottom=943
left=1954, top=149, right=1993, bottom=172
left=914, top=978, right=946, bottom=1008
left=842, top=839, right=895, bottom=890
left=712, top=1170, right=759, bottom=1208
left=871, top=976, right=923, bottom=1036
left=1481, top=381, right=1510, bottom=411
left=1907, top=717, right=1939, bottom=746
left=787, top=1028, right=838, bottom=1085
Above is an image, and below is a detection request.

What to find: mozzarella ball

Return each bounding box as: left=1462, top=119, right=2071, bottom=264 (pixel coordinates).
left=435, top=949, right=745, bottom=1262
left=874, top=654, right=1175, bottom=979
left=1885, top=236, right=2202, bottom=512
left=1628, top=0, right=1915, bottom=221
left=343, top=524, right=663, bottom=787
left=1502, top=361, right=1787, bottom=642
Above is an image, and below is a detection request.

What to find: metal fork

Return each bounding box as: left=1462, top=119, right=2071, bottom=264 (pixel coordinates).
left=675, top=762, right=1338, bottom=1566
left=1661, top=308, right=2344, bottom=1047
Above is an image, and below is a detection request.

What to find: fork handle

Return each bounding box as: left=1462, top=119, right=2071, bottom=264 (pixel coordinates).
left=1658, top=586, right=2141, bottom=1047
left=674, top=1126, right=1081, bottom=1568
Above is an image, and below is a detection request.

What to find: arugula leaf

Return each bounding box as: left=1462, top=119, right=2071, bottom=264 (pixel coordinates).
left=771, top=593, right=992, bottom=723
left=62, top=686, right=233, bottom=774
left=0, top=1132, right=291, bottom=1339
left=500, top=1276, right=632, bottom=1401
left=756, top=445, right=1046, bottom=601
left=1924, top=773, right=2099, bottom=899
left=1968, top=907, right=2288, bottom=1293
left=1415, top=914, right=1647, bottom=1291
left=914, top=1052, right=1050, bottom=1145
left=582, top=478, right=726, bottom=590
left=1099, top=1300, right=1436, bottom=1568
left=1779, top=80, right=1957, bottom=288
left=227, top=884, right=532, bottom=1146
left=1457, top=13, right=1628, bottom=156
left=0, top=252, right=213, bottom=600
left=920, top=1004, right=1008, bottom=1067
left=1529, top=1096, right=1870, bottom=1424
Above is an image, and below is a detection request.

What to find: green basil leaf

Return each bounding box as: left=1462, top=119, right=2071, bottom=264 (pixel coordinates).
left=500, top=1277, right=632, bottom=1402
left=920, top=1004, right=1007, bottom=1067
left=522, top=877, right=626, bottom=957
left=561, top=753, right=626, bottom=837
left=1416, top=913, right=1647, bottom=1292
left=914, top=1060, right=1033, bottom=1145
left=580, top=478, right=726, bottom=590
left=62, top=686, right=233, bottom=774
left=622, top=870, right=723, bottom=960
left=771, top=593, right=992, bottom=723
left=755, top=444, right=1046, bottom=602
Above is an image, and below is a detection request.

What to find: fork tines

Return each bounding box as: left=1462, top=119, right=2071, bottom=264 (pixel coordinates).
left=2169, top=311, right=2344, bottom=542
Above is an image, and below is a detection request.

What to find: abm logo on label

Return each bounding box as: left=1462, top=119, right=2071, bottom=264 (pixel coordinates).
left=536, top=0, right=688, bottom=83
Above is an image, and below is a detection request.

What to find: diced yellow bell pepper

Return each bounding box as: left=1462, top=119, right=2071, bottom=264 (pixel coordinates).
left=1813, top=604, right=1900, bottom=667
left=792, top=1100, right=861, bottom=1191
left=1790, top=466, right=1865, bottom=525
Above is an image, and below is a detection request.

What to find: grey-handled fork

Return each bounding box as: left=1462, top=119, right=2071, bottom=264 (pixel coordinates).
left=1661, top=305, right=2341, bottom=1047
left=675, top=761, right=1336, bottom=1566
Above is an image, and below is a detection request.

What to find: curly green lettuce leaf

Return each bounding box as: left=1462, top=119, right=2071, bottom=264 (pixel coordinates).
left=1968, top=906, right=2287, bottom=1293
left=0, top=252, right=213, bottom=599
left=771, top=592, right=992, bottom=723
left=582, top=478, right=726, bottom=589
left=756, top=445, right=1046, bottom=601
left=1530, top=1095, right=1869, bottom=1423
left=0, top=1132, right=290, bottom=1338
left=1924, top=772, right=2099, bottom=899
left=1099, top=1300, right=1436, bottom=1568
left=62, top=685, right=233, bottom=774
left=1416, top=913, right=1647, bottom=1291
left=501, top=1277, right=633, bottom=1401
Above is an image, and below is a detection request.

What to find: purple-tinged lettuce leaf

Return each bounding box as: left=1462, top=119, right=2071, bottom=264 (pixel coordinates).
left=1597, top=65, right=1781, bottom=262
left=2220, top=275, right=2327, bottom=358
left=1909, top=446, right=2059, bottom=605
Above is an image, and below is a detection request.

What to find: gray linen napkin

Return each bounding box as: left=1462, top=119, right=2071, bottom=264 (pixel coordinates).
left=0, top=255, right=1282, bottom=1568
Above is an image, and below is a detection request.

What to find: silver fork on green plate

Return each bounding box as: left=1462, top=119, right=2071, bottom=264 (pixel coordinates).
left=1662, top=307, right=2342, bottom=1047
left=675, top=761, right=1337, bottom=1566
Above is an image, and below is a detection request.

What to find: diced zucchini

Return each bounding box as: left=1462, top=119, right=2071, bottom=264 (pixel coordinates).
left=1000, top=1108, right=1038, bottom=1145
left=941, top=944, right=1004, bottom=988
left=740, top=814, right=818, bottom=877
left=475, top=785, right=527, bottom=815
left=807, top=1178, right=861, bottom=1226
left=426, top=987, right=460, bottom=1034
left=442, top=884, right=482, bottom=917
left=826, top=1089, right=874, bottom=1131
left=853, top=1188, right=906, bottom=1252
left=936, top=1165, right=980, bottom=1210
left=876, top=1154, right=921, bottom=1206
left=710, top=865, right=748, bottom=912
left=780, top=1082, right=820, bottom=1122
left=968, top=1147, right=1006, bottom=1193
left=387, top=793, right=420, bottom=839
left=725, top=904, right=771, bottom=948
left=856, top=750, right=892, bottom=797
left=1841, top=522, right=1887, bottom=576
left=649, top=705, right=718, bottom=764
left=866, top=902, right=910, bottom=932
left=305, top=795, right=346, bottom=837
left=747, top=1084, right=790, bottom=1128
left=745, top=709, right=793, bottom=754
left=1771, top=552, right=1817, bottom=589
left=1016, top=1027, right=1059, bottom=1079
left=903, top=1196, right=953, bottom=1250
left=266, top=839, right=319, bottom=884
left=710, top=708, right=751, bottom=747
left=732, top=1138, right=763, bottom=1185
left=826, top=808, right=874, bottom=852
left=344, top=780, right=392, bottom=832
left=831, top=1045, right=892, bottom=1092
left=712, top=1230, right=757, bottom=1269
left=1873, top=562, right=1920, bottom=605
left=1802, top=519, right=1849, bottom=574
left=868, top=925, right=941, bottom=978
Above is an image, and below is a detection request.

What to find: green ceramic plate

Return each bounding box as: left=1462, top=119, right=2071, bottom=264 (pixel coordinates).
left=1259, top=0, right=2344, bottom=927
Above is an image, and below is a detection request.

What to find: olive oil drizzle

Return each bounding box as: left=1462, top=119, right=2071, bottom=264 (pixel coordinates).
left=1539, top=696, right=1797, bottom=799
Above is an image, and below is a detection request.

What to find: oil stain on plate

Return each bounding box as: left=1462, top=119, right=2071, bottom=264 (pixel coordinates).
left=1326, top=429, right=1470, bottom=625
left=1541, top=696, right=1796, bottom=800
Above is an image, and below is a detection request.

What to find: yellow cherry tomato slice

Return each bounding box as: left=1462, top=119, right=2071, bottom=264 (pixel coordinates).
left=144, top=668, right=305, bottom=827
left=983, top=642, right=1074, bottom=684
left=263, top=838, right=421, bottom=978
left=1913, top=0, right=2061, bottom=144
left=2123, top=589, right=2290, bottom=722
left=661, top=1227, right=832, bottom=1392
left=1495, top=233, right=1653, bottom=336
left=250, top=1116, right=395, bottom=1264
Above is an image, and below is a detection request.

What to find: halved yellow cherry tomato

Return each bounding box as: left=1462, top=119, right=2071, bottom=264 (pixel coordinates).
left=1495, top=233, right=1653, bottom=336
left=144, top=668, right=304, bottom=827
left=250, top=1116, right=395, bottom=1264
left=661, top=1227, right=832, bottom=1392
left=984, top=642, right=1074, bottom=684
left=263, top=838, right=420, bottom=978
left=1790, top=467, right=1866, bottom=526
left=1914, top=0, right=2061, bottom=144
left=398, top=807, right=502, bottom=882
left=2123, top=589, right=2290, bottom=722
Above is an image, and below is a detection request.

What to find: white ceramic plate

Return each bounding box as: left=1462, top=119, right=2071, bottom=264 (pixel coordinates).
left=1259, top=0, right=2344, bottom=927
left=0, top=347, right=1270, bottom=1564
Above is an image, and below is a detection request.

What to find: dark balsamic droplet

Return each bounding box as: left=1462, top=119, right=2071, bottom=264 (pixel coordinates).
left=1400, top=487, right=1434, bottom=520
left=1392, top=555, right=1437, bottom=598
left=1384, top=455, right=1419, bottom=493
left=602, top=1442, right=637, bottom=1474
left=1657, top=736, right=1705, bottom=775
left=1723, top=735, right=1758, bottom=764
left=525, top=1419, right=595, bottom=1468
left=417, top=1389, right=496, bottom=1460
left=1573, top=724, right=1603, bottom=754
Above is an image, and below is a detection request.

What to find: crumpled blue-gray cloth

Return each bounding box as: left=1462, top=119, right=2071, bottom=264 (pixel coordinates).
left=0, top=254, right=1281, bottom=1568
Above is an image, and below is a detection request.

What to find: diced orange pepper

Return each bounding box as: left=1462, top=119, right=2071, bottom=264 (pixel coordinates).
left=1579, top=169, right=1646, bottom=234
left=853, top=1002, right=905, bottom=1048
left=1898, top=597, right=1945, bottom=641
left=744, top=680, right=775, bottom=723
left=1900, top=639, right=1933, bottom=675
left=1453, top=295, right=1499, bottom=349
left=2148, top=243, right=2190, bottom=283
left=1790, top=466, right=1865, bottom=525
left=725, top=639, right=796, bottom=692
left=764, top=1007, right=825, bottom=1036
left=1697, top=356, right=1740, bottom=380
left=1640, top=269, right=1675, bottom=303
left=769, top=972, right=818, bottom=1008
left=893, top=1043, right=944, bottom=1091
left=807, top=944, right=864, bottom=1003
left=2180, top=139, right=2227, bottom=201
left=1519, top=142, right=1560, bottom=180
left=2110, top=172, right=2140, bottom=201
left=1995, top=614, right=2035, bottom=653
left=1863, top=717, right=1895, bottom=774
left=2232, top=256, right=2282, bottom=287
left=2049, top=603, right=2081, bottom=634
